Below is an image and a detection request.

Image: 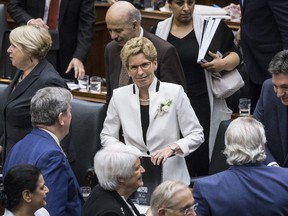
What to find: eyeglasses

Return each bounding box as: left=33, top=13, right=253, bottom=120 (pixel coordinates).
left=128, top=61, right=152, bottom=72
left=166, top=203, right=198, bottom=215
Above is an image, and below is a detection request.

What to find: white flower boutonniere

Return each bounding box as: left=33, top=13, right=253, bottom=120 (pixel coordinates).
left=155, top=98, right=173, bottom=119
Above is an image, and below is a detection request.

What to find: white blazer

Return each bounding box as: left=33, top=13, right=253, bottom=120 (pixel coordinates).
left=155, top=15, right=232, bottom=159
left=101, top=77, right=204, bottom=184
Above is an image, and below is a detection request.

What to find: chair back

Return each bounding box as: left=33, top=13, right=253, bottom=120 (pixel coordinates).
left=208, top=119, right=231, bottom=175
left=69, top=99, right=107, bottom=187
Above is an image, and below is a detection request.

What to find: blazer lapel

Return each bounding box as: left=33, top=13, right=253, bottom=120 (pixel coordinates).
left=111, top=191, right=139, bottom=216
left=8, top=60, right=48, bottom=101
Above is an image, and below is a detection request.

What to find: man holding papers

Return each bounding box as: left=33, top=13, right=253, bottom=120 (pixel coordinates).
left=152, top=0, right=241, bottom=177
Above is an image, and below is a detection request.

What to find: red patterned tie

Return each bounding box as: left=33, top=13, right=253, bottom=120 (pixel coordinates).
left=47, top=0, right=59, bottom=29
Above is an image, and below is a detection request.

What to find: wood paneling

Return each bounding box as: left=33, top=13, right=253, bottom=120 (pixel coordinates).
left=0, top=0, right=240, bottom=79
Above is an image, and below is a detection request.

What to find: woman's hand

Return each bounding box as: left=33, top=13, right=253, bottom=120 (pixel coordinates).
left=201, top=51, right=225, bottom=73
left=201, top=51, right=240, bottom=73
left=151, top=144, right=179, bottom=165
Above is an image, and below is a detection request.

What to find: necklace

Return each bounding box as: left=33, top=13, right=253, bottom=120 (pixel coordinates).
left=139, top=98, right=150, bottom=102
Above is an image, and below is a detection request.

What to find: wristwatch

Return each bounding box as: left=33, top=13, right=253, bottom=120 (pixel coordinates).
left=169, top=145, right=176, bottom=155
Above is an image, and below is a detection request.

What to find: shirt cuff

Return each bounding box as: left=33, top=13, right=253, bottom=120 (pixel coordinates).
left=267, top=162, right=279, bottom=167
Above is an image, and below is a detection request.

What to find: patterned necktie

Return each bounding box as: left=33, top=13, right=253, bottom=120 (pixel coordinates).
left=118, top=64, right=130, bottom=87
left=47, top=0, right=60, bottom=30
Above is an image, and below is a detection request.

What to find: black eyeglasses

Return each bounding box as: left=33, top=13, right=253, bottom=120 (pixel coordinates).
left=166, top=203, right=198, bottom=215
left=128, top=61, right=152, bottom=72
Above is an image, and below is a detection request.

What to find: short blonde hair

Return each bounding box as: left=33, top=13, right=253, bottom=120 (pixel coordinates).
left=120, top=37, right=157, bottom=69
left=9, top=25, right=52, bottom=60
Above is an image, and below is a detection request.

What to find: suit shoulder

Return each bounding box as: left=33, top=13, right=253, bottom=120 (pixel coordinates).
left=112, top=85, right=133, bottom=96
left=263, top=78, right=272, bottom=88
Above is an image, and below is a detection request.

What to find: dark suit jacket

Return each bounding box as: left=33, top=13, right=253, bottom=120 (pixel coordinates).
left=104, top=29, right=186, bottom=102
left=193, top=163, right=288, bottom=216
left=253, top=79, right=288, bottom=167
left=3, top=128, right=84, bottom=216
left=240, top=0, right=288, bottom=84
left=0, top=59, right=67, bottom=161
left=7, top=0, right=96, bottom=79
left=81, top=184, right=141, bottom=216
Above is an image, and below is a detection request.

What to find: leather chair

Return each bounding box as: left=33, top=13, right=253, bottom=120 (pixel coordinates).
left=69, top=99, right=107, bottom=187
left=190, top=119, right=232, bottom=187
left=208, top=119, right=231, bottom=175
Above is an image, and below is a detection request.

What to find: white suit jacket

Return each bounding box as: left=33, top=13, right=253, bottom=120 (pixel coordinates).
left=155, top=15, right=232, bottom=159
left=101, top=78, right=204, bottom=184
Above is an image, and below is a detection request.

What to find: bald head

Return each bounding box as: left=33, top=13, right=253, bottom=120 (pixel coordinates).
left=107, top=1, right=135, bottom=17
left=105, top=1, right=142, bottom=46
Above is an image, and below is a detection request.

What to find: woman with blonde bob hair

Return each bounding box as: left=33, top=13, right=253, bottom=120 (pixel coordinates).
left=0, top=25, right=67, bottom=161
left=9, top=25, right=52, bottom=60
left=101, top=37, right=204, bottom=185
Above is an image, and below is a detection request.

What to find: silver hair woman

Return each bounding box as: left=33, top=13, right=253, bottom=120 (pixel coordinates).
left=31, top=87, right=72, bottom=126
left=94, top=144, right=143, bottom=190
left=9, top=25, right=52, bottom=60
left=224, top=117, right=267, bottom=165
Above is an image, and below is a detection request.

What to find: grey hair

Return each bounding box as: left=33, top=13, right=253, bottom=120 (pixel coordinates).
left=127, top=6, right=141, bottom=26
left=31, top=87, right=72, bottom=126
left=94, top=144, right=142, bottom=190
left=268, top=49, right=288, bottom=75
left=9, top=25, right=52, bottom=60
left=223, top=117, right=266, bottom=165
left=150, top=181, right=190, bottom=216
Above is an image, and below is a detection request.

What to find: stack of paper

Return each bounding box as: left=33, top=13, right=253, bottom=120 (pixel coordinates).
left=129, top=156, right=162, bottom=205
left=197, top=17, right=235, bottom=64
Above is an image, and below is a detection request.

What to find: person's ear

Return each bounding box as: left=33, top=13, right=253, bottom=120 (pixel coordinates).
left=58, top=112, right=65, bottom=126
left=117, top=176, right=125, bottom=184
left=132, top=21, right=137, bottom=30
left=153, top=61, right=158, bottom=71
left=158, top=208, right=167, bottom=216
left=22, top=190, right=32, bottom=203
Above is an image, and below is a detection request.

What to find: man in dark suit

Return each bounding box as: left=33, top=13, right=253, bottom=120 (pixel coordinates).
left=193, top=117, right=288, bottom=216
left=104, top=1, right=186, bottom=102
left=7, top=0, right=96, bottom=79
left=238, top=0, right=288, bottom=111
left=3, top=87, right=84, bottom=216
left=254, top=50, right=288, bottom=167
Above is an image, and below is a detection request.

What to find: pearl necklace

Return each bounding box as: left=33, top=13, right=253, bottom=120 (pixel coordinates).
left=139, top=98, right=150, bottom=102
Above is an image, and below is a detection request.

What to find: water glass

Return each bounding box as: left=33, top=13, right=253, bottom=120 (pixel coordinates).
left=90, top=76, right=102, bottom=93
left=78, top=75, right=89, bottom=92
left=239, top=98, right=251, bottom=116
left=80, top=186, right=91, bottom=200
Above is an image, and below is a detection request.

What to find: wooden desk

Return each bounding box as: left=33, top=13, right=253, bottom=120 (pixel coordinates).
left=0, top=78, right=107, bottom=103
left=71, top=89, right=106, bottom=103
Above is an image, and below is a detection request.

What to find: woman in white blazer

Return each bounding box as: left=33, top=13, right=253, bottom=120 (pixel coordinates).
left=101, top=37, right=204, bottom=185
